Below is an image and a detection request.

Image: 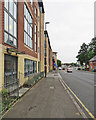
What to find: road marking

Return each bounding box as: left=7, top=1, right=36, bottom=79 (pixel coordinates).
left=60, top=77, right=95, bottom=119
left=59, top=78, right=87, bottom=118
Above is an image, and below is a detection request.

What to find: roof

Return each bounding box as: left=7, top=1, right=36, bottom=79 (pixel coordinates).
left=89, top=56, right=96, bottom=62
left=53, top=52, right=57, bottom=54
left=53, top=52, right=57, bottom=55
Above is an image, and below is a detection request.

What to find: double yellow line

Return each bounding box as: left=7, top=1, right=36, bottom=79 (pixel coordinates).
left=62, top=79, right=95, bottom=120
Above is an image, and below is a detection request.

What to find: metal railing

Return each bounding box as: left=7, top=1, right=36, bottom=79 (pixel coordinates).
left=0, top=78, right=19, bottom=114
left=23, top=72, right=44, bottom=88
left=0, top=71, right=44, bottom=115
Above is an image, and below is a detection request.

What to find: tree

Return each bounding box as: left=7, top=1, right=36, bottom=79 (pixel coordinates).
left=76, top=43, right=88, bottom=67
left=89, top=37, right=96, bottom=56
left=76, top=38, right=96, bottom=67
left=57, top=59, right=61, bottom=67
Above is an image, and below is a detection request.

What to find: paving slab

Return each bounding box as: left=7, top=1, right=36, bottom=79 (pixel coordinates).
left=2, top=71, right=83, bottom=118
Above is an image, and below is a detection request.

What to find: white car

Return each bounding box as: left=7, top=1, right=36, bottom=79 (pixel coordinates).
left=58, top=67, right=62, bottom=70
left=67, top=68, right=72, bottom=73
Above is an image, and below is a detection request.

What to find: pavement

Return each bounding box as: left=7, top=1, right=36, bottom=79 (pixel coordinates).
left=2, top=71, right=85, bottom=119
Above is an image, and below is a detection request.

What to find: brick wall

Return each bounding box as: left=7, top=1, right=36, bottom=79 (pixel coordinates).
left=17, top=1, right=38, bottom=58
left=89, top=61, right=96, bottom=71
left=1, top=1, right=39, bottom=58
left=0, top=1, right=2, bottom=44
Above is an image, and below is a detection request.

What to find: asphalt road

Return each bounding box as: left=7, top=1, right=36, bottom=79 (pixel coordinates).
left=59, top=69, right=94, bottom=116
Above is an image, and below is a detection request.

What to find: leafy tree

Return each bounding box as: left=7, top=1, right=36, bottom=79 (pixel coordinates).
left=76, top=38, right=96, bottom=67
left=76, top=43, right=88, bottom=66
left=57, top=59, right=61, bottom=67
left=89, top=37, right=96, bottom=56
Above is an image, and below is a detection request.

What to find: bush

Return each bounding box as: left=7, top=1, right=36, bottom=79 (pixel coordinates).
left=1, top=88, right=14, bottom=111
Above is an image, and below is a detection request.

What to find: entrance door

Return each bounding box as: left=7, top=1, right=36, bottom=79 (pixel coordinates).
left=4, top=54, right=18, bottom=91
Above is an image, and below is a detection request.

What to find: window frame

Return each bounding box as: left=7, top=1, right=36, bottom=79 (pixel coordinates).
left=24, top=59, right=37, bottom=77
left=24, top=3, right=33, bottom=49
left=4, top=1, right=17, bottom=48
left=35, top=24, right=37, bottom=52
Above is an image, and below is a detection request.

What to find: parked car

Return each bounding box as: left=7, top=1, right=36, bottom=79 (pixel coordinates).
left=67, top=68, right=72, bottom=73
left=58, top=67, right=62, bottom=70
left=62, top=68, right=65, bottom=70
left=77, top=68, right=81, bottom=70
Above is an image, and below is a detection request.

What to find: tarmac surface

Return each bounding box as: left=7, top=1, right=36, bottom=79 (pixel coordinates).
left=60, top=69, right=94, bottom=115
left=3, top=71, right=83, bottom=118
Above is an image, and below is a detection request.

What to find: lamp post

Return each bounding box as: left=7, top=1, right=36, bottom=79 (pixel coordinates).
left=45, top=22, right=50, bottom=77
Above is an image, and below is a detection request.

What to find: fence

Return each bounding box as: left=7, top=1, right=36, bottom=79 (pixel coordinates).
left=0, top=71, right=44, bottom=115
left=23, top=72, right=44, bottom=88
left=0, top=77, right=19, bottom=115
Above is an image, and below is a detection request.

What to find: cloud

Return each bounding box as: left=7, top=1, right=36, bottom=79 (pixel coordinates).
left=44, top=0, right=94, bottom=63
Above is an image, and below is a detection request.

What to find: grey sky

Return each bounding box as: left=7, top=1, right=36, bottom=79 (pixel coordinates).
left=43, top=0, right=95, bottom=63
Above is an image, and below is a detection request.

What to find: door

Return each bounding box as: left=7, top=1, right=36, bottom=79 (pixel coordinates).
left=4, top=54, right=18, bottom=91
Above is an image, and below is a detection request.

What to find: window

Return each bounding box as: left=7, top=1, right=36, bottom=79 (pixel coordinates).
left=4, top=1, right=17, bottom=47
left=24, top=59, right=37, bottom=77
left=35, top=6, right=37, bottom=17
left=4, top=11, right=8, bottom=31
left=30, top=0, right=33, bottom=7
left=4, top=55, right=17, bottom=86
left=35, top=24, right=37, bottom=52
left=34, top=61, right=37, bottom=73
left=24, top=3, right=33, bottom=49
left=9, top=0, right=14, bottom=16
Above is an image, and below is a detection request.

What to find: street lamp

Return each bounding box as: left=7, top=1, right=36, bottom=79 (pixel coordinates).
left=45, top=22, right=50, bottom=77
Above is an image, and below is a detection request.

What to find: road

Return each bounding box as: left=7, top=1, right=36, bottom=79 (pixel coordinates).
left=59, top=69, right=94, bottom=116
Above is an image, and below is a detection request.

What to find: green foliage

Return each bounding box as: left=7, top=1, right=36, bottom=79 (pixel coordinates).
left=76, top=43, right=88, bottom=66
left=1, top=88, right=8, bottom=97
left=57, top=59, right=61, bottom=67
left=1, top=88, right=14, bottom=112
left=89, top=37, right=96, bottom=56
left=76, top=38, right=96, bottom=67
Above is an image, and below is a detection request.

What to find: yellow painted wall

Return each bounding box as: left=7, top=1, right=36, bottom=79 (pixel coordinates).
left=18, top=54, right=39, bottom=86
left=0, top=45, right=39, bottom=89
left=46, top=37, right=49, bottom=74
left=40, top=13, right=45, bottom=72
left=50, top=49, right=53, bottom=71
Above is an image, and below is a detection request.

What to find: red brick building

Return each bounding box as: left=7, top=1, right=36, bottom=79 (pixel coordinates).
left=0, top=0, right=45, bottom=90
left=89, top=56, right=96, bottom=72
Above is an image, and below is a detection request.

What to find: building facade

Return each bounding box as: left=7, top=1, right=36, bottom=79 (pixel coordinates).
left=0, top=0, right=54, bottom=92
left=38, top=2, right=45, bottom=73
left=44, top=30, right=53, bottom=73
left=0, top=0, right=45, bottom=91
left=52, top=52, right=57, bottom=70
left=89, top=56, right=96, bottom=72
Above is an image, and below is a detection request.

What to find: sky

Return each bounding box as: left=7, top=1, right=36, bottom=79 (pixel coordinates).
left=43, top=0, right=95, bottom=63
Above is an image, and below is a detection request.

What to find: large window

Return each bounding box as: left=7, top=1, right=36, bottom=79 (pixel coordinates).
left=4, top=55, right=17, bottom=86
left=4, top=0, right=17, bottom=47
left=35, top=24, right=37, bottom=52
left=24, top=3, right=33, bottom=49
left=24, top=59, right=37, bottom=77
